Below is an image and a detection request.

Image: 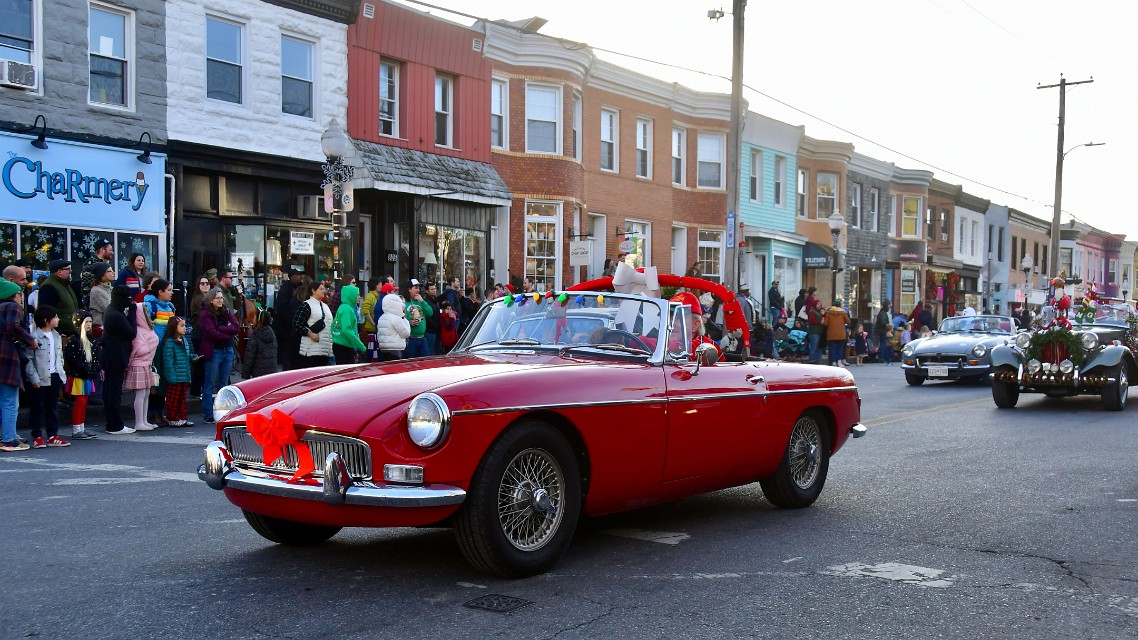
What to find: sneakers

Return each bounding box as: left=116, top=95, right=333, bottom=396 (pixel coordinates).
left=106, top=426, right=137, bottom=435
left=32, top=436, right=46, bottom=449
left=170, top=420, right=195, bottom=427
left=46, top=436, right=70, bottom=447
left=204, top=416, right=215, bottom=424
left=71, top=430, right=97, bottom=440
left=134, top=423, right=157, bottom=432
left=1, top=440, right=29, bottom=452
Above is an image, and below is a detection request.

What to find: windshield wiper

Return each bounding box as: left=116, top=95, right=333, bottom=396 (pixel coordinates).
left=495, top=338, right=542, bottom=346
left=559, top=343, right=649, bottom=356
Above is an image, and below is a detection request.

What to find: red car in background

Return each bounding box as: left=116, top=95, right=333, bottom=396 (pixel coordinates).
left=199, top=276, right=865, bottom=577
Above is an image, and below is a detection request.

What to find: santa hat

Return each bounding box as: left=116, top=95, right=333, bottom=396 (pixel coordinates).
left=670, top=291, right=703, bottom=316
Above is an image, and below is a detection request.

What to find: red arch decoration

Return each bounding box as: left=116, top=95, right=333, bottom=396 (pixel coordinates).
left=566, top=273, right=750, bottom=349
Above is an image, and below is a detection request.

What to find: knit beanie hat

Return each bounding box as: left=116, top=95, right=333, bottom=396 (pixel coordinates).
left=0, top=279, right=20, bottom=301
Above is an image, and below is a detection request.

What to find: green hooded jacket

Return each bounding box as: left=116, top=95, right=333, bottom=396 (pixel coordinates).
left=331, top=285, right=367, bottom=351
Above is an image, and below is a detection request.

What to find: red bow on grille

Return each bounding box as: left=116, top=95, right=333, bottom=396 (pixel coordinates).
left=246, top=409, right=315, bottom=483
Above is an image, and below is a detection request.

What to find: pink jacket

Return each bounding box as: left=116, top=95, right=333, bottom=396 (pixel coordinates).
left=128, top=303, right=159, bottom=369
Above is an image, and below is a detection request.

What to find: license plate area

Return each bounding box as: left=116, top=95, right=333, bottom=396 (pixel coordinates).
left=928, top=365, right=949, bottom=377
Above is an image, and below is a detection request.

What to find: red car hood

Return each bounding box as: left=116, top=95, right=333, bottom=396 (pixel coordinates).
left=232, top=355, right=552, bottom=436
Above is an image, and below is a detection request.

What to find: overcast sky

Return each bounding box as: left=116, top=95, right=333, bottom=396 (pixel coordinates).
left=395, top=0, right=1136, bottom=241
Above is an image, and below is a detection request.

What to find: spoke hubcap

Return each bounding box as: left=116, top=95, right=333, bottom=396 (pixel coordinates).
left=497, top=448, right=565, bottom=551
left=788, top=417, right=822, bottom=489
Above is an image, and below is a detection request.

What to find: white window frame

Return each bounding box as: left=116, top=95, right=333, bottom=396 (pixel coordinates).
left=901, top=196, right=921, bottom=238
left=869, top=187, right=879, bottom=232
left=205, top=14, right=246, bottom=105
left=773, top=255, right=802, bottom=299
left=490, top=76, right=508, bottom=149
left=850, top=182, right=861, bottom=228
left=971, top=219, right=979, bottom=257
left=697, top=229, right=723, bottom=283
left=623, top=219, right=652, bottom=269
left=280, top=33, right=314, bottom=119
left=816, top=172, right=838, bottom=219
left=797, top=169, right=808, bottom=217
left=671, top=225, right=687, bottom=276
left=1, top=0, right=41, bottom=74
left=600, top=107, right=618, bottom=172
left=774, top=156, right=786, bottom=207
left=900, top=267, right=919, bottom=314
left=88, top=2, right=135, bottom=110
left=379, top=59, right=399, bottom=137
left=635, top=117, right=652, bottom=179
left=524, top=201, right=563, bottom=291
left=524, top=81, right=560, bottom=154
left=696, top=132, right=725, bottom=189
left=671, top=128, right=685, bottom=186
left=749, top=149, right=762, bottom=203
left=571, top=91, right=582, bottom=160
left=434, top=73, right=453, bottom=148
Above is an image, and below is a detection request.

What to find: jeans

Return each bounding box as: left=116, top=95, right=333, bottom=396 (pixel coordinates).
left=404, top=336, right=428, bottom=359
left=103, top=364, right=126, bottom=431
left=202, top=346, right=234, bottom=421
left=769, top=308, right=782, bottom=326
left=0, top=383, right=18, bottom=443
left=881, top=344, right=894, bottom=363
left=807, top=331, right=822, bottom=364
left=828, top=340, right=845, bottom=365
left=425, top=333, right=439, bottom=356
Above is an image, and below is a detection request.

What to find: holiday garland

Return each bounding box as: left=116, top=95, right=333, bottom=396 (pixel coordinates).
left=1023, top=327, right=1087, bottom=367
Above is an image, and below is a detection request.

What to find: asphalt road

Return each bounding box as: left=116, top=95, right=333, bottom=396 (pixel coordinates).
left=0, top=364, right=1135, bottom=639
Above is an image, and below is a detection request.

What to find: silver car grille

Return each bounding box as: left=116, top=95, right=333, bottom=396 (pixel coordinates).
left=917, top=355, right=966, bottom=366
left=222, top=427, right=372, bottom=480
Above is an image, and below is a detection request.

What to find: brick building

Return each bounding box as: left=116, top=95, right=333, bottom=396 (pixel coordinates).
left=886, top=167, right=932, bottom=319
left=795, top=136, right=853, bottom=307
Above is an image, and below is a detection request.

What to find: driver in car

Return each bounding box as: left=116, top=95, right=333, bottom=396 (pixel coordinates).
left=670, top=292, right=722, bottom=362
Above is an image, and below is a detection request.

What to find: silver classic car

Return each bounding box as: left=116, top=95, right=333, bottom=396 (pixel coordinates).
left=901, top=315, right=1016, bottom=385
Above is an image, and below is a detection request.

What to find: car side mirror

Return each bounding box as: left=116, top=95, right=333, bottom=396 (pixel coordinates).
left=693, top=342, right=719, bottom=374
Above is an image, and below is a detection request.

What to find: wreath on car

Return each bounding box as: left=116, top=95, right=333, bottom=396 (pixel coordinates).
left=1023, top=327, right=1087, bottom=367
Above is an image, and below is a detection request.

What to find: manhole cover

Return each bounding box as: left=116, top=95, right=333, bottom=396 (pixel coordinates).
left=463, top=594, right=533, bottom=613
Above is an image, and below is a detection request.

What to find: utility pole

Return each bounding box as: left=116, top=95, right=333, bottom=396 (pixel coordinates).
left=723, top=0, right=746, bottom=293
left=1037, top=74, right=1092, bottom=288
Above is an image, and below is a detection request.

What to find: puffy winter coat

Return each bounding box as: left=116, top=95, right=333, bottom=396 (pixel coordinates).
left=822, top=306, right=851, bottom=341
left=128, top=304, right=159, bottom=370
left=295, top=297, right=333, bottom=358
left=331, top=285, right=366, bottom=352
left=242, top=326, right=278, bottom=378
left=64, top=333, right=102, bottom=380
left=198, top=306, right=239, bottom=359
left=374, top=294, right=410, bottom=352
left=161, top=336, right=195, bottom=384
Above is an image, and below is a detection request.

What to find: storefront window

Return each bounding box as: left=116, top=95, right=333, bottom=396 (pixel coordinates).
left=525, top=202, right=560, bottom=291
left=418, top=224, right=486, bottom=291
left=901, top=268, right=919, bottom=316
left=225, top=225, right=266, bottom=303
left=20, top=225, right=68, bottom=274
left=262, top=226, right=316, bottom=308
left=70, top=228, right=111, bottom=274
left=0, top=224, right=16, bottom=266
left=117, top=233, right=159, bottom=275
left=773, top=255, right=801, bottom=298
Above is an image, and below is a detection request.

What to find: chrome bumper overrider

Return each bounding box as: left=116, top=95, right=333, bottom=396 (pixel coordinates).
left=850, top=423, right=867, bottom=439
left=197, top=441, right=466, bottom=508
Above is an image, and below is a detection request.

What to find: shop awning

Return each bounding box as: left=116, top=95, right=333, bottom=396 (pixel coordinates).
left=927, top=254, right=964, bottom=272
left=352, top=140, right=512, bottom=207
left=803, top=242, right=833, bottom=269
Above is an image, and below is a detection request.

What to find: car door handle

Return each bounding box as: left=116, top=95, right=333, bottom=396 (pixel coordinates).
left=745, top=374, right=764, bottom=384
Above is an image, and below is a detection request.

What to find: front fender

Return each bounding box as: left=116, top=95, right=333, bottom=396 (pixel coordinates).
left=1082, top=345, right=1133, bottom=372
left=990, top=344, right=1025, bottom=369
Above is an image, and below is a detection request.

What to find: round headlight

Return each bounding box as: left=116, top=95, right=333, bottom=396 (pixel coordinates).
left=1059, top=359, right=1074, bottom=374
left=902, top=344, right=915, bottom=358
left=1015, top=333, right=1031, bottom=349
left=1027, top=359, right=1042, bottom=373
left=407, top=393, right=451, bottom=449
left=1080, top=332, right=1099, bottom=350
left=213, top=385, right=247, bottom=419
left=971, top=344, right=988, bottom=358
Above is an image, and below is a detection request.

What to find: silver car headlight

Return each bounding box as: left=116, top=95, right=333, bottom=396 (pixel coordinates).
left=407, top=393, right=451, bottom=449
left=1080, top=332, right=1098, bottom=350
left=971, top=344, right=988, bottom=358
left=1015, top=333, right=1031, bottom=349
left=902, top=344, right=915, bottom=358
left=213, top=385, right=246, bottom=419
left=1059, top=359, right=1074, bottom=374
left=1027, top=359, right=1042, bottom=373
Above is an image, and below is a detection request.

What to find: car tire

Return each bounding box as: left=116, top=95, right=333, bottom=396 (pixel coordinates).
left=454, top=421, right=582, bottom=578
left=759, top=411, right=831, bottom=508
left=992, top=367, right=1020, bottom=408
left=242, top=509, right=342, bottom=545
left=1101, top=364, right=1129, bottom=411
left=905, top=373, right=924, bottom=386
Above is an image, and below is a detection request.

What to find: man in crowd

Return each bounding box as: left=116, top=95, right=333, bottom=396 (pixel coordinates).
left=439, top=276, right=462, bottom=329
left=272, top=268, right=304, bottom=367
left=37, top=260, right=79, bottom=339
left=423, top=282, right=443, bottom=355
left=767, top=280, right=785, bottom=325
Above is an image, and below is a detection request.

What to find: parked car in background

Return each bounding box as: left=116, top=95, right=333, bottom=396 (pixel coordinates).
left=900, top=315, right=1016, bottom=386
left=990, top=304, right=1137, bottom=411
left=199, top=279, right=866, bottom=577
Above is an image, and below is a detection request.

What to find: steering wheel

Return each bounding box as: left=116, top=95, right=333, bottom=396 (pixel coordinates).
left=600, top=330, right=651, bottom=353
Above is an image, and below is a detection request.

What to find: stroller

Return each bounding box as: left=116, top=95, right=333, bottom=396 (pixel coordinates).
left=776, top=327, right=808, bottom=361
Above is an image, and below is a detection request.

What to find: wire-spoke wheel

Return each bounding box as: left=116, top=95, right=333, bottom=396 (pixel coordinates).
left=760, top=412, right=831, bottom=508
left=1102, top=364, right=1129, bottom=411
left=455, top=421, right=581, bottom=578
left=497, top=448, right=565, bottom=551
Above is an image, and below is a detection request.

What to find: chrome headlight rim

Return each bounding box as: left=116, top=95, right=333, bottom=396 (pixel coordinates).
left=213, top=385, right=247, bottom=420
left=1059, top=359, right=1074, bottom=374
left=407, top=392, right=451, bottom=450
left=1027, top=359, right=1042, bottom=373
left=902, top=344, right=915, bottom=358
left=971, top=344, right=988, bottom=358
left=1080, top=332, right=1099, bottom=350
left=1015, top=333, right=1031, bottom=349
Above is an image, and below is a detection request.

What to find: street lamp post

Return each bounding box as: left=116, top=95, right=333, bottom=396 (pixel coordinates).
left=1021, top=254, right=1034, bottom=309
left=828, top=210, right=843, bottom=304
left=320, top=119, right=355, bottom=281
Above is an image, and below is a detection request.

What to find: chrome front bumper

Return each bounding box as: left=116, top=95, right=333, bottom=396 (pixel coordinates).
left=197, top=440, right=466, bottom=508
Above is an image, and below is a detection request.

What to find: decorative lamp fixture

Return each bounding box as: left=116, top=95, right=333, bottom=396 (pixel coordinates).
left=827, top=210, right=844, bottom=235
left=27, top=115, right=48, bottom=150
left=320, top=118, right=351, bottom=159
left=1020, top=255, right=1033, bottom=276
left=135, top=131, right=153, bottom=164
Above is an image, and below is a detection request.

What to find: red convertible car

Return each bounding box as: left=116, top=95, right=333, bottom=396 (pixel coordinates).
left=199, top=275, right=865, bottom=577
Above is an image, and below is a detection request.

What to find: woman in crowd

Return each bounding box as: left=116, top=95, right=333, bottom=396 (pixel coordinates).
left=187, top=274, right=212, bottom=397
left=198, top=287, right=240, bottom=424
left=101, top=285, right=137, bottom=435
left=25, top=304, right=69, bottom=448
left=331, top=283, right=366, bottom=365
left=116, top=253, right=147, bottom=297
left=293, top=281, right=333, bottom=368
left=124, top=297, right=159, bottom=431
left=0, top=282, right=34, bottom=451
left=64, top=311, right=101, bottom=440
left=144, top=278, right=176, bottom=425
left=88, top=263, right=114, bottom=337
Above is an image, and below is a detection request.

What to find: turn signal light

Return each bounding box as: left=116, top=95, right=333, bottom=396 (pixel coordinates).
left=384, top=464, right=424, bottom=484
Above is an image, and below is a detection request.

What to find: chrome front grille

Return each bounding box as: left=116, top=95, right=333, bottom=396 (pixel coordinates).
left=917, top=355, right=965, bottom=366
left=222, top=427, right=373, bottom=480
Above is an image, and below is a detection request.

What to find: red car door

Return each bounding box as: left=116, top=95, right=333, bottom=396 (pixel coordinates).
left=662, top=359, right=767, bottom=482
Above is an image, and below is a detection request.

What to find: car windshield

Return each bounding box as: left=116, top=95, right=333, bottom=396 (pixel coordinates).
left=455, top=292, right=667, bottom=356
left=938, top=315, right=1013, bottom=334
left=1092, top=303, right=1135, bottom=325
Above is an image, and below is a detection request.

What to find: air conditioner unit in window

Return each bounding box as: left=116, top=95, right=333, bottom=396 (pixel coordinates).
left=0, top=59, right=37, bottom=90
left=297, top=195, right=331, bottom=221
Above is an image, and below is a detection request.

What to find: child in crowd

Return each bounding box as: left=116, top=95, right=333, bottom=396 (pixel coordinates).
left=439, top=301, right=459, bottom=353
left=900, top=322, right=913, bottom=347
left=242, top=308, right=278, bottom=378
left=64, top=311, right=101, bottom=439
left=25, top=304, right=69, bottom=448
left=161, top=316, right=196, bottom=427
left=125, top=300, right=159, bottom=431
left=881, top=324, right=895, bottom=366
left=853, top=323, right=868, bottom=367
